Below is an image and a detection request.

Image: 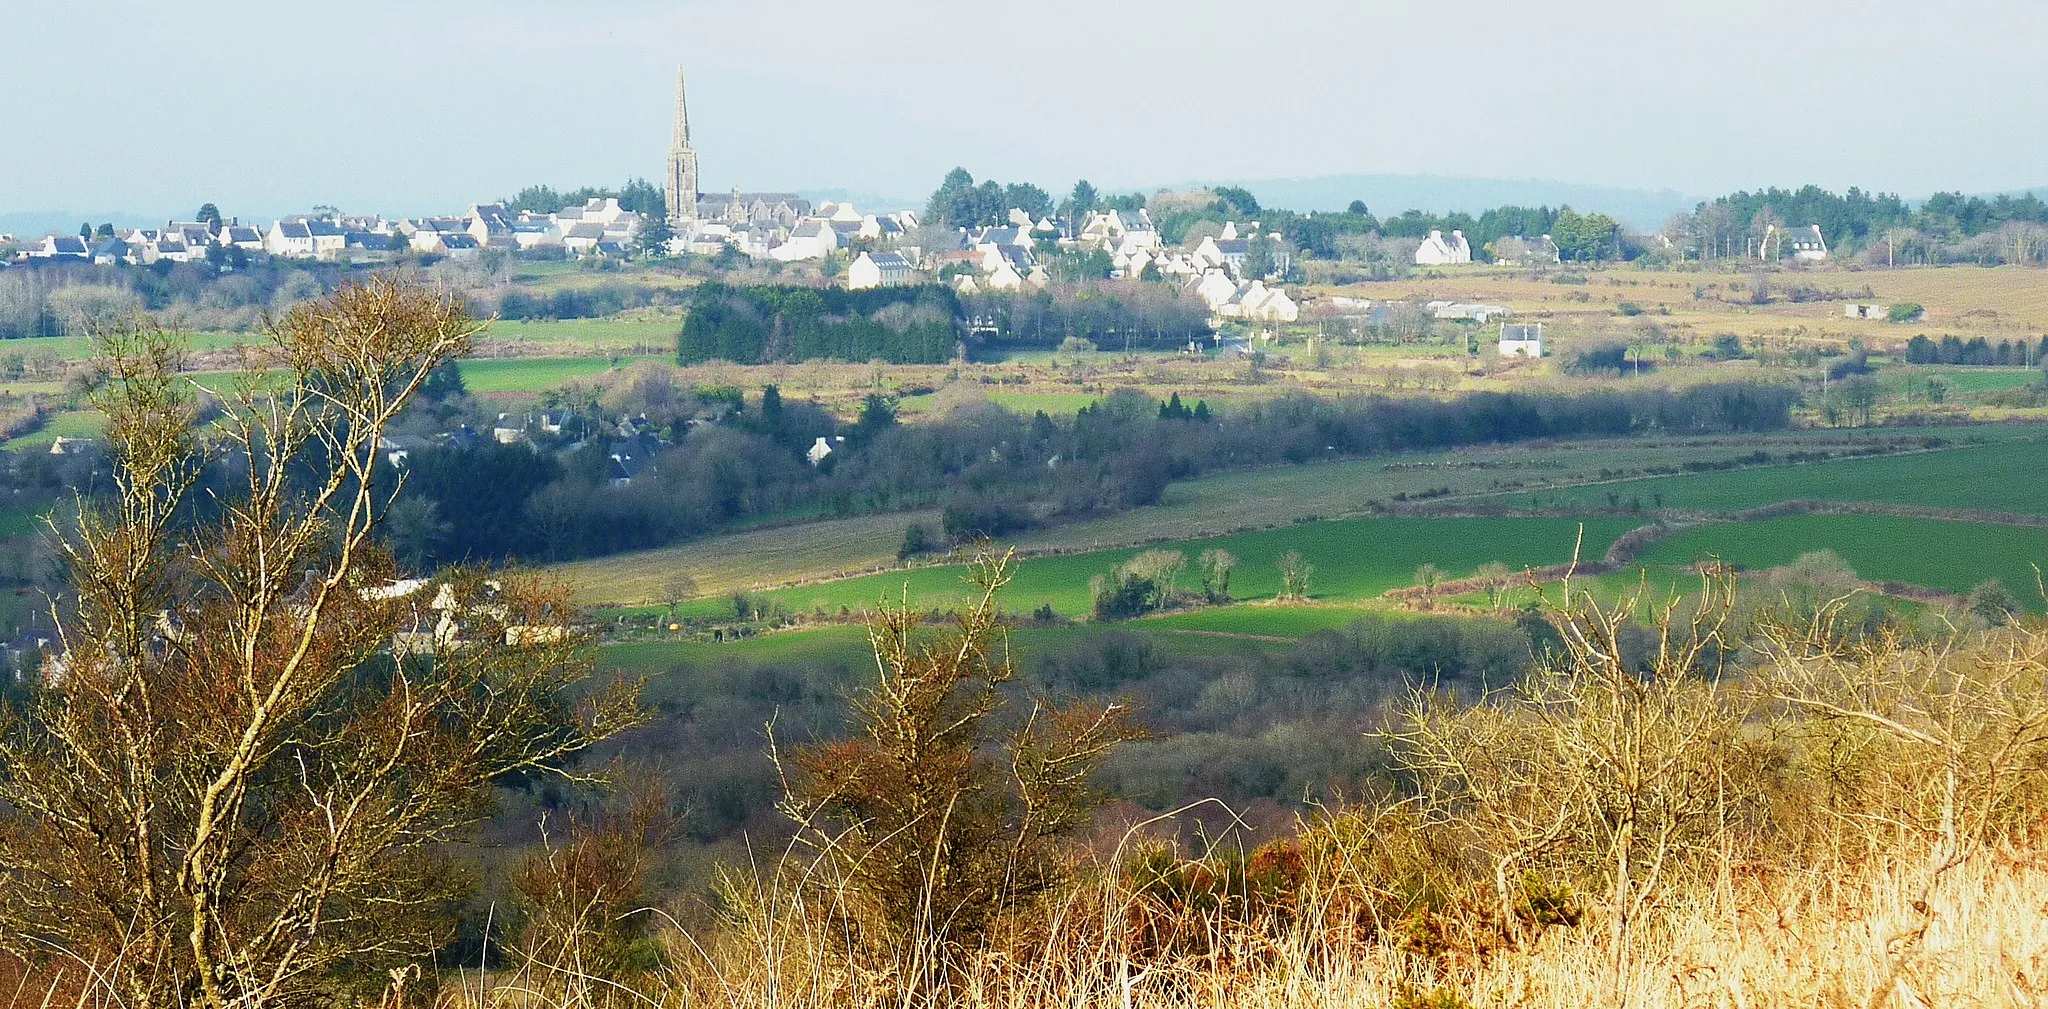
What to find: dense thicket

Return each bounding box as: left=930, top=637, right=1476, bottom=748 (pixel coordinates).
left=603, top=610, right=1547, bottom=858
left=676, top=284, right=960, bottom=364
left=1675, top=184, right=2048, bottom=262
left=0, top=258, right=359, bottom=338
left=390, top=381, right=1793, bottom=569
left=959, top=285, right=1213, bottom=349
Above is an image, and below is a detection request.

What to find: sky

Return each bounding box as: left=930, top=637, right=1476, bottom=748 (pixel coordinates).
left=4, top=0, right=2046, bottom=224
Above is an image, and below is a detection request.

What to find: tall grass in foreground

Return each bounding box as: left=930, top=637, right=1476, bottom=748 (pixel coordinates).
left=450, top=567, right=2048, bottom=1009
left=8, top=563, right=2046, bottom=1008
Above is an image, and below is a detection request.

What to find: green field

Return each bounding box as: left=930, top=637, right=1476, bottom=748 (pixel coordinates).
left=556, top=427, right=2031, bottom=606
left=455, top=355, right=663, bottom=393
left=1137, top=604, right=1390, bottom=638
left=1885, top=366, right=2043, bottom=395
left=668, top=516, right=1637, bottom=621
left=1493, top=433, right=2048, bottom=517
left=1, top=409, right=104, bottom=451
left=1638, top=514, right=2048, bottom=604
left=480, top=318, right=679, bottom=353
left=0, top=505, right=43, bottom=538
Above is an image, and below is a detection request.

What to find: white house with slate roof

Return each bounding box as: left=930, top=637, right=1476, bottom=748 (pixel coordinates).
left=1499, top=322, right=1543, bottom=358
left=1763, top=223, right=1829, bottom=262
left=265, top=220, right=316, bottom=258
left=847, top=251, right=914, bottom=290
left=1414, top=229, right=1472, bottom=265
left=769, top=219, right=837, bottom=262
left=218, top=224, right=264, bottom=251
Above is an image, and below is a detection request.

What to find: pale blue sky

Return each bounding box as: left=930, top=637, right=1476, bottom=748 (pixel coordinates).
left=4, top=0, right=2044, bottom=221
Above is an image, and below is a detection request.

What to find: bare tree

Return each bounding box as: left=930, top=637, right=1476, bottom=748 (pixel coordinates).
left=1475, top=561, right=1514, bottom=612
left=0, top=279, right=641, bottom=1009
left=1387, top=567, right=1754, bottom=984
left=661, top=572, right=700, bottom=620
left=1197, top=548, right=1236, bottom=603
left=1276, top=550, right=1313, bottom=601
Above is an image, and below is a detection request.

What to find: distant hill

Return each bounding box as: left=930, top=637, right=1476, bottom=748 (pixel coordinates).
left=1155, top=174, right=1700, bottom=230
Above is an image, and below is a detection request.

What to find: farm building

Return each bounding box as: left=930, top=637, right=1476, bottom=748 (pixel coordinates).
left=1499, top=322, right=1543, bottom=357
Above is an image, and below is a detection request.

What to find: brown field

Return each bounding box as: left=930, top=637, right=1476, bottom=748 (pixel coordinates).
left=549, top=507, right=938, bottom=606
left=1314, top=264, right=2048, bottom=353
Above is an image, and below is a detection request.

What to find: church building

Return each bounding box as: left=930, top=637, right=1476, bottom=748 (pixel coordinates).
left=665, top=66, right=810, bottom=228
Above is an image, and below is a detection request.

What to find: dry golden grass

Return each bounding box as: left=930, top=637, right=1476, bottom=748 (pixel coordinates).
left=1319, top=264, right=2048, bottom=353
left=550, top=508, right=939, bottom=606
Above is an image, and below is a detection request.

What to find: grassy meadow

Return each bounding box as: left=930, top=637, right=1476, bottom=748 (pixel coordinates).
left=1488, top=428, right=2048, bottom=516
left=1639, top=513, right=2048, bottom=602
left=454, top=354, right=664, bottom=393
left=555, top=424, right=2029, bottom=607
left=649, top=515, right=1636, bottom=622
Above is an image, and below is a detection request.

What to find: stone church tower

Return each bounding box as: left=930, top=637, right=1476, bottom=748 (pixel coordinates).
left=664, top=66, right=699, bottom=223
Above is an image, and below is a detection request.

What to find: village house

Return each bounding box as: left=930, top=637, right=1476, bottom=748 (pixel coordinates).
left=1764, top=223, right=1829, bottom=261
left=1192, top=235, right=1249, bottom=273
left=1430, top=301, right=1511, bottom=323
left=90, top=238, right=132, bottom=265
left=218, top=223, right=265, bottom=251
left=1217, top=280, right=1300, bottom=323
left=1499, top=322, right=1544, bottom=358
left=1077, top=208, right=1158, bottom=252
left=29, top=235, right=90, bottom=260
left=769, top=219, right=838, bottom=262
left=806, top=436, right=843, bottom=466
left=847, top=250, right=914, bottom=290
left=1491, top=234, right=1560, bottom=266
left=466, top=203, right=515, bottom=248
left=264, top=218, right=346, bottom=259
left=606, top=433, right=662, bottom=486
left=1414, top=229, right=1473, bottom=266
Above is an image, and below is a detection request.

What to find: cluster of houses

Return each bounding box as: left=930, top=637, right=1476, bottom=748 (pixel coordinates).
left=836, top=207, right=1301, bottom=323
left=669, top=193, right=903, bottom=262
left=11, top=197, right=663, bottom=266
left=1412, top=230, right=1566, bottom=267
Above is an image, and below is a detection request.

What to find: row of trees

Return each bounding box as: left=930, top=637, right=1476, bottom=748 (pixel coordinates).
left=506, top=178, right=667, bottom=217
left=1671, top=184, right=2048, bottom=262
left=676, top=284, right=961, bottom=364
left=1903, top=333, right=2048, bottom=366
left=958, top=284, right=1213, bottom=350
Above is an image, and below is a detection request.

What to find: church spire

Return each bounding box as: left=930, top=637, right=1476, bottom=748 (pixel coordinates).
left=665, top=64, right=699, bottom=223
left=670, top=65, right=691, bottom=149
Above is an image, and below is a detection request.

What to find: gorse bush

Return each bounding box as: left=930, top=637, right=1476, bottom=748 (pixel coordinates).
left=640, top=566, right=2048, bottom=1009
left=776, top=551, right=1142, bottom=981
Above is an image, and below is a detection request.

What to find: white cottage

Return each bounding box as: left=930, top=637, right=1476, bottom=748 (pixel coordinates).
left=1414, top=229, right=1472, bottom=266
left=1498, top=322, right=1543, bottom=358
